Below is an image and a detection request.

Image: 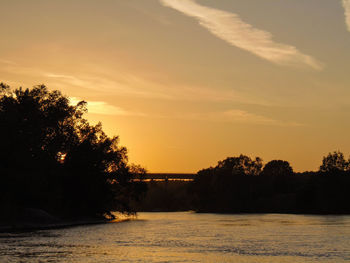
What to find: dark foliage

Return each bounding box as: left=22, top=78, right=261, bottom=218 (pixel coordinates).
left=319, top=151, right=350, bottom=173
left=133, top=180, right=194, bottom=212
left=0, top=83, right=146, bottom=220
left=261, top=160, right=293, bottom=176
left=191, top=154, right=350, bottom=214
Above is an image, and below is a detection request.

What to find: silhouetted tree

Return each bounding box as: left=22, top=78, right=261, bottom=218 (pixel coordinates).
left=192, top=154, right=350, bottom=214
left=0, top=83, right=146, bottom=219
left=216, top=155, right=263, bottom=176
left=192, top=155, right=263, bottom=213
left=319, top=151, right=350, bottom=173
left=261, top=160, right=293, bottom=176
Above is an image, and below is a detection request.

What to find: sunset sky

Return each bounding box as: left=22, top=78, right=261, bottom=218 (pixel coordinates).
left=1, top=0, right=350, bottom=173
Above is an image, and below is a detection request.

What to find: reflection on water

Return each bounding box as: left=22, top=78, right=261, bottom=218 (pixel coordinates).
left=1, top=212, right=349, bottom=262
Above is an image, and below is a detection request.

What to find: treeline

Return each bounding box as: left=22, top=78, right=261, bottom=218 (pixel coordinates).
left=192, top=154, right=350, bottom=214
left=0, top=84, right=146, bottom=222
left=136, top=153, right=350, bottom=214
left=132, top=180, right=193, bottom=212
left=1, top=83, right=349, bottom=219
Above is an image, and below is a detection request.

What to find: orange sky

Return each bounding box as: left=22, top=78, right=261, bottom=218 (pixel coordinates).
left=1, top=0, right=350, bottom=172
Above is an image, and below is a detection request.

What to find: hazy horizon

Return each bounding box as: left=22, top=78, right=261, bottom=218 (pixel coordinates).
left=1, top=0, right=350, bottom=173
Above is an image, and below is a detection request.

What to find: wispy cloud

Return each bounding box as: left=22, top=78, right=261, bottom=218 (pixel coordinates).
left=172, top=109, right=302, bottom=127
left=1, top=62, right=302, bottom=124
left=1, top=61, right=276, bottom=107
left=70, top=97, right=146, bottom=116
left=0, top=59, right=16, bottom=65
left=45, top=72, right=172, bottom=99
left=343, top=0, right=350, bottom=32
left=46, top=73, right=87, bottom=87
left=160, top=0, right=323, bottom=70
left=174, top=85, right=272, bottom=106
left=46, top=72, right=272, bottom=106
left=220, top=109, right=302, bottom=126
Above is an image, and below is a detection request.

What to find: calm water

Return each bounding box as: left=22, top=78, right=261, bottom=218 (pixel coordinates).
left=1, top=212, right=349, bottom=262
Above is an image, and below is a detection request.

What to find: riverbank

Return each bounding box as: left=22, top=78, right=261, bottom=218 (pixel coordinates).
left=0, top=208, right=132, bottom=233
left=0, top=219, right=111, bottom=233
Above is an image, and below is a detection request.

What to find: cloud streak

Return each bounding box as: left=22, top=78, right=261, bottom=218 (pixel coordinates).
left=221, top=109, right=301, bottom=126
left=160, top=0, right=323, bottom=70
left=0, top=59, right=16, bottom=65
left=45, top=72, right=272, bottom=106
left=178, top=109, right=302, bottom=127
left=343, top=0, right=350, bottom=32
left=45, top=72, right=172, bottom=99
left=1, top=61, right=278, bottom=107
left=70, top=97, right=146, bottom=116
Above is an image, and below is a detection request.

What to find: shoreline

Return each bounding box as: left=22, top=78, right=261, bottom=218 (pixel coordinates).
left=137, top=209, right=350, bottom=215
left=2, top=210, right=349, bottom=233
left=0, top=219, right=110, bottom=233
left=0, top=217, right=133, bottom=233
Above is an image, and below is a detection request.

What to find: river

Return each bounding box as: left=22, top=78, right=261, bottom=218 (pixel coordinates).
left=1, top=212, right=349, bottom=262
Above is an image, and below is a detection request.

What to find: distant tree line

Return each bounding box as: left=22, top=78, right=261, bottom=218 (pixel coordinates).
left=191, top=152, right=350, bottom=214
left=0, top=84, right=146, bottom=221
left=136, top=152, right=350, bottom=214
